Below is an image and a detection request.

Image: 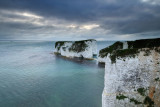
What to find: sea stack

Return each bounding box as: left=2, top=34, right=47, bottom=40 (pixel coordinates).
left=99, top=38, right=160, bottom=107
left=54, top=39, right=97, bottom=59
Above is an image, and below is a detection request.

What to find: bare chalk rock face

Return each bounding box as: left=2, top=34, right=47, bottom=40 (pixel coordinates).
left=99, top=38, right=160, bottom=107
left=54, top=39, right=97, bottom=59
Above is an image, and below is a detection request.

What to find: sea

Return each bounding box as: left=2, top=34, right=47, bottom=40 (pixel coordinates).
left=0, top=40, right=115, bottom=107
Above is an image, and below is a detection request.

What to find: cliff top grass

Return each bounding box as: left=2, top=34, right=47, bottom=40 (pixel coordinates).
left=55, top=39, right=96, bottom=52
left=70, top=42, right=87, bottom=52
left=127, top=38, right=160, bottom=49
left=99, top=41, right=123, bottom=58
left=144, top=96, right=154, bottom=107
left=137, top=88, right=146, bottom=96
left=116, top=94, right=128, bottom=100
left=55, top=41, right=69, bottom=48
left=130, top=98, right=142, bottom=104
left=99, top=38, right=160, bottom=63
left=69, top=40, right=92, bottom=52
left=55, top=41, right=70, bottom=51
left=76, top=39, right=96, bottom=42
left=110, top=48, right=138, bottom=63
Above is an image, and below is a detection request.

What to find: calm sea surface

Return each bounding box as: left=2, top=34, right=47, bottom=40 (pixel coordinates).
left=0, top=41, right=114, bottom=107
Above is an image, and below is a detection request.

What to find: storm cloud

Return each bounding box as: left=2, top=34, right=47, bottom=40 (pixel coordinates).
left=0, top=0, right=160, bottom=40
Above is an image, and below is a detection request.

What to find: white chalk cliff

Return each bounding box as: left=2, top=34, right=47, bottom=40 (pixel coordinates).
left=54, top=39, right=97, bottom=59
left=99, top=38, right=160, bottom=107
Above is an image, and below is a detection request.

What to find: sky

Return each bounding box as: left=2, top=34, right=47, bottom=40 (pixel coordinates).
left=0, top=0, right=160, bottom=41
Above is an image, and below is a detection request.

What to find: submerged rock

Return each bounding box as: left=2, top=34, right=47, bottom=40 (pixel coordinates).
left=100, top=38, right=160, bottom=107
left=54, top=39, right=97, bottom=59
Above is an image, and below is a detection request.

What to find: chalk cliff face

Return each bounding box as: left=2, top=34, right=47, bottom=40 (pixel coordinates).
left=100, top=38, right=160, bottom=107
left=54, top=39, right=97, bottom=59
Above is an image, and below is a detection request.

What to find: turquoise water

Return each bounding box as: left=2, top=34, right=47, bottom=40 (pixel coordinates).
left=0, top=41, right=114, bottom=107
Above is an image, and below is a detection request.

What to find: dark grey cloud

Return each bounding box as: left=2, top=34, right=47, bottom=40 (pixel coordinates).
left=0, top=0, right=160, bottom=40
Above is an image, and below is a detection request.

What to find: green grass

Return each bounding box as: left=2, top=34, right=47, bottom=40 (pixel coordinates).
left=130, top=98, right=142, bottom=104
left=55, top=41, right=66, bottom=51
left=144, top=96, right=154, bottom=107
left=99, top=41, right=123, bottom=58
left=116, top=94, right=128, bottom=100
left=137, top=88, right=146, bottom=96
left=127, top=38, right=160, bottom=49
left=55, top=39, right=95, bottom=52
left=69, top=41, right=88, bottom=52
left=155, top=77, right=160, bottom=81
left=110, top=48, right=138, bottom=63
left=99, top=38, right=160, bottom=63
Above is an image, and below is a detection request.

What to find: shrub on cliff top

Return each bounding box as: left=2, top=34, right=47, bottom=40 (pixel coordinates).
left=110, top=48, right=138, bottom=63
left=68, top=39, right=96, bottom=52
left=69, top=41, right=88, bottom=52
left=55, top=39, right=95, bottom=52
left=127, top=38, right=160, bottom=49
left=130, top=98, right=142, bottom=104
left=99, top=41, right=123, bottom=58
left=116, top=94, right=128, bottom=100
left=144, top=96, right=154, bottom=107
left=55, top=41, right=65, bottom=51
left=99, top=38, right=160, bottom=63
left=137, top=88, right=146, bottom=96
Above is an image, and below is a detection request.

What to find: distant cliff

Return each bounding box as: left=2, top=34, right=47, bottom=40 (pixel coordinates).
left=54, top=39, right=97, bottom=59
left=99, top=38, right=160, bottom=107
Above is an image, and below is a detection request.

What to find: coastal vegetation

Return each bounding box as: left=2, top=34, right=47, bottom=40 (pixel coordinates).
left=69, top=40, right=88, bottom=52
left=99, top=38, right=160, bottom=63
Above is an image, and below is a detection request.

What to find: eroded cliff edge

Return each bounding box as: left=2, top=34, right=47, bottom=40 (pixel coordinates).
left=54, top=39, right=97, bottom=59
left=98, top=38, right=160, bottom=107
